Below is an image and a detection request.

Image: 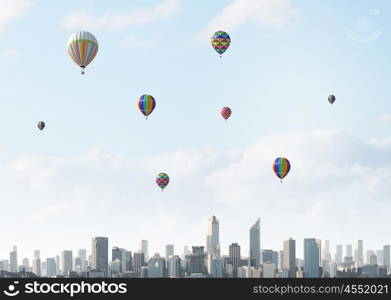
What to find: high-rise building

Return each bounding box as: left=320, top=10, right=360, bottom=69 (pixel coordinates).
left=376, top=250, right=384, bottom=266
left=165, top=244, right=174, bottom=261
left=32, top=258, right=41, bottom=276
left=262, top=262, right=276, bottom=278
left=383, top=245, right=390, bottom=272
left=229, top=243, right=241, bottom=278
left=140, top=240, right=149, bottom=262
left=323, top=240, right=331, bottom=261
left=206, top=216, right=220, bottom=258
left=34, top=250, right=40, bottom=259
left=22, top=258, right=29, bottom=271
left=55, top=255, right=60, bottom=275
left=262, top=250, right=278, bottom=265
left=346, top=244, right=353, bottom=258
left=148, top=253, right=166, bottom=278
left=304, top=238, right=321, bottom=278
left=133, top=251, right=146, bottom=277
left=283, top=238, right=296, bottom=278
left=354, top=240, right=364, bottom=267
left=186, top=246, right=207, bottom=275
left=46, top=258, right=56, bottom=277
left=208, top=256, right=224, bottom=278
left=125, top=251, right=132, bottom=272
left=167, top=255, right=181, bottom=278
left=366, top=250, right=375, bottom=265
left=76, top=249, right=87, bottom=261
left=335, top=245, right=343, bottom=264
left=369, top=254, right=377, bottom=266
left=10, top=246, right=18, bottom=273
left=249, top=218, right=260, bottom=268
left=112, top=247, right=126, bottom=273
left=92, top=237, right=108, bottom=273
left=61, top=250, right=73, bottom=275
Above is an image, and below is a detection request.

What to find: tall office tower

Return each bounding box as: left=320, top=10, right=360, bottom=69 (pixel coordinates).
left=92, top=237, right=109, bottom=273
left=206, top=216, right=221, bottom=258
left=262, top=250, right=278, bottom=266
left=32, top=257, right=41, bottom=276
left=55, top=255, right=60, bottom=275
left=278, top=250, right=283, bottom=270
left=46, top=258, right=56, bottom=277
left=112, top=247, right=127, bottom=273
left=61, top=250, right=73, bottom=275
left=323, top=240, right=331, bottom=261
left=186, top=247, right=207, bottom=274
left=376, top=250, right=384, bottom=266
left=366, top=250, right=375, bottom=265
left=229, top=243, right=241, bottom=278
left=283, top=238, right=296, bottom=278
left=147, top=253, right=166, bottom=278
left=249, top=218, right=260, bottom=268
left=74, top=256, right=82, bottom=272
left=22, top=258, right=29, bottom=271
left=369, top=254, right=377, bottom=266
left=346, top=244, right=353, bottom=258
left=34, top=250, right=40, bottom=259
left=383, top=245, right=390, bottom=272
left=167, top=255, right=181, bottom=278
left=140, top=240, right=149, bottom=261
left=0, top=260, right=10, bottom=272
left=165, top=244, right=174, bottom=261
left=125, top=250, right=133, bottom=272
left=41, top=261, right=47, bottom=277
left=354, top=240, right=364, bottom=267
left=10, top=246, right=18, bottom=273
left=335, top=245, right=343, bottom=264
left=76, top=249, right=87, bottom=261
left=208, top=256, right=224, bottom=278
left=304, top=238, right=321, bottom=278
left=133, top=251, right=146, bottom=277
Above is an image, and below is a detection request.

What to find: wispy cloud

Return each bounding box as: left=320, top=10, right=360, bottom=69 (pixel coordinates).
left=0, top=0, right=33, bottom=34
left=62, top=0, right=182, bottom=31
left=197, top=0, right=297, bottom=40
left=379, top=113, right=391, bottom=124
left=1, top=48, right=19, bottom=57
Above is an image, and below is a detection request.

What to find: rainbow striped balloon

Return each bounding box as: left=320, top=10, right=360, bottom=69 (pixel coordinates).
left=138, top=95, right=156, bottom=119
left=37, top=121, right=45, bottom=131
left=67, top=31, right=98, bottom=74
left=273, top=157, right=291, bottom=182
left=328, top=94, right=335, bottom=104
left=156, top=173, right=169, bottom=190
left=211, top=31, right=231, bottom=57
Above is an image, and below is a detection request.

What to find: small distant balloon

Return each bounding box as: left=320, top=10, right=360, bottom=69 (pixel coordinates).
left=328, top=94, right=335, bottom=104
left=67, top=31, right=98, bottom=74
left=156, top=173, right=169, bottom=191
left=138, top=94, right=156, bottom=119
left=273, top=157, right=290, bottom=182
left=211, top=31, right=231, bottom=57
left=221, top=107, right=231, bottom=120
left=37, top=121, right=45, bottom=131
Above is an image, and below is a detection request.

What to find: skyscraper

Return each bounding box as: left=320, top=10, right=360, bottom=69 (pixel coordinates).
left=229, top=243, right=241, bottom=278
left=354, top=240, right=364, bottom=267
left=383, top=245, right=390, bottom=272
left=346, top=244, right=353, bottom=258
left=206, top=216, right=220, bottom=258
left=141, top=240, right=149, bottom=262
left=112, top=247, right=126, bottom=273
left=167, top=255, right=181, bottom=278
left=61, top=250, right=73, bottom=275
left=335, top=245, right=343, bottom=264
left=46, top=258, right=56, bottom=277
left=133, top=251, right=146, bottom=277
left=147, top=253, right=166, bottom=278
left=76, top=249, right=87, bottom=261
left=92, top=237, right=108, bottom=273
left=165, top=244, right=174, bottom=261
left=10, top=246, right=18, bottom=273
left=186, top=246, right=206, bottom=275
left=249, top=218, right=260, bottom=268
left=304, top=238, right=321, bottom=278
left=283, top=238, right=296, bottom=278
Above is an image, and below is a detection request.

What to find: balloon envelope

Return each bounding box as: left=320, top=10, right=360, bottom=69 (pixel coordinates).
left=328, top=95, right=335, bottom=104
left=211, top=31, right=231, bottom=56
left=37, top=121, right=45, bottom=130
left=156, top=173, right=169, bottom=190
left=273, top=157, right=290, bottom=181
left=138, top=94, right=156, bottom=118
left=221, top=107, right=232, bottom=120
left=67, top=31, right=98, bottom=74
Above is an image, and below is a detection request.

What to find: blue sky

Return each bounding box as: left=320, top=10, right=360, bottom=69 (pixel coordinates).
left=0, top=0, right=391, bottom=262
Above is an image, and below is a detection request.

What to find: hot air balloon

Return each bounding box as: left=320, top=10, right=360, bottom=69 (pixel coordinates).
left=273, top=157, right=290, bottom=182
left=211, top=31, right=231, bottom=57
left=221, top=107, right=231, bottom=120
left=328, top=95, right=335, bottom=104
left=138, top=94, right=156, bottom=119
left=156, top=173, right=169, bottom=191
left=37, top=121, right=45, bottom=131
left=67, top=31, right=98, bottom=74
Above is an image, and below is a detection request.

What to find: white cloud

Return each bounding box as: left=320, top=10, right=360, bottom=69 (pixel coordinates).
left=0, top=0, right=32, bottom=34
left=1, top=48, right=19, bottom=57
left=1, top=130, right=391, bottom=260
left=62, top=0, right=181, bottom=31
left=198, top=0, right=297, bottom=40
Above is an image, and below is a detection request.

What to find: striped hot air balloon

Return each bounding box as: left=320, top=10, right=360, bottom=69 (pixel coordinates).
left=221, top=107, right=231, bottom=120
left=273, top=157, right=291, bottom=182
left=211, top=31, right=231, bottom=57
left=328, top=94, right=335, bottom=104
left=37, top=121, right=45, bottom=131
left=156, top=173, right=169, bottom=191
left=67, top=31, right=98, bottom=74
left=138, top=94, right=156, bottom=119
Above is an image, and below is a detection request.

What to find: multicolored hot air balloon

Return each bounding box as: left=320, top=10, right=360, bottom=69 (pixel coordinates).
left=211, top=31, right=231, bottom=57
left=67, top=31, right=98, bottom=74
left=156, top=173, right=169, bottom=191
left=221, top=107, right=231, bottom=120
left=328, top=94, right=335, bottom=104
left=37, top=121, right=45, bottom=131
left=273, top=157, right=291, bottom=182
left=138, top=94, right=156, bottom=119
